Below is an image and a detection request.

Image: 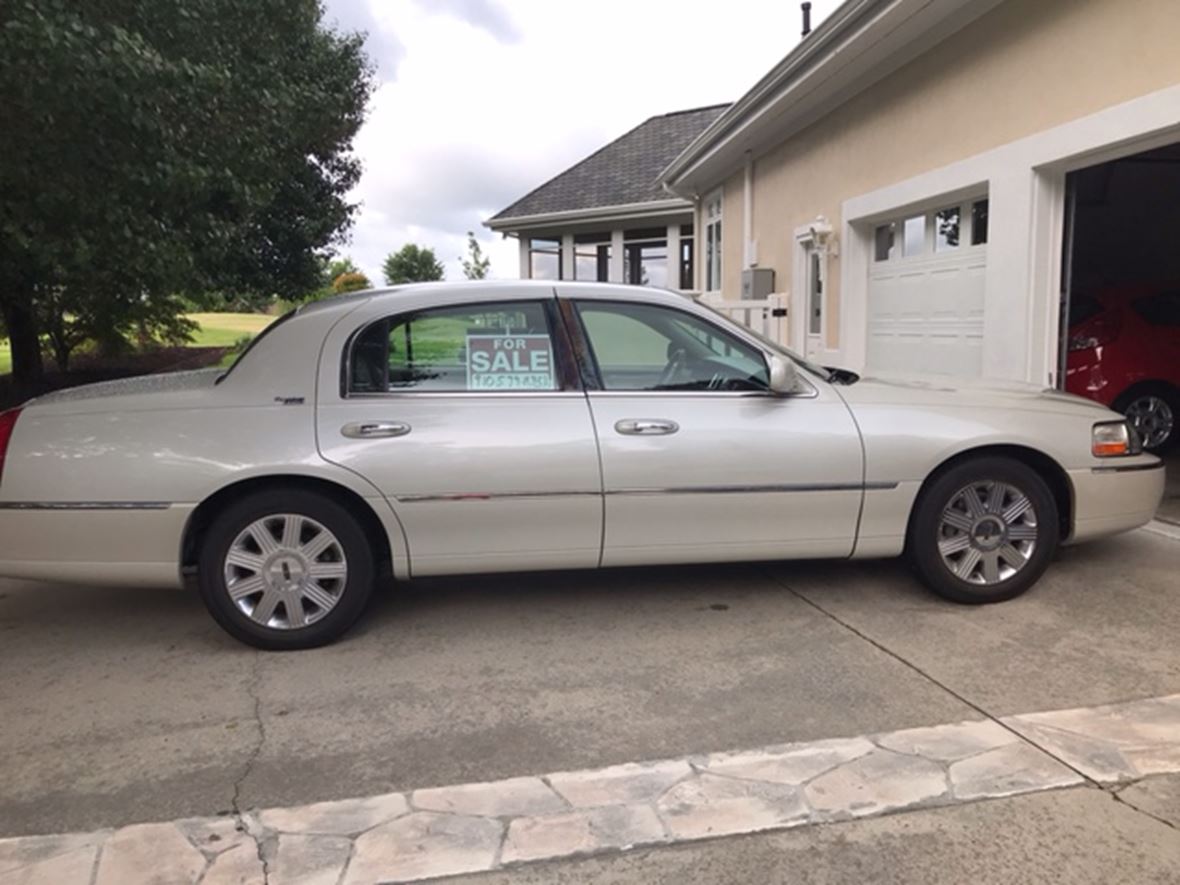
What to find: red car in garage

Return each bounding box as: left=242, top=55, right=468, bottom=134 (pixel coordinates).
left=1066, top=284, right=1180, bottom=451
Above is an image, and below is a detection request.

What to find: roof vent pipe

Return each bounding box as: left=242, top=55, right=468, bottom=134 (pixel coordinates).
left=801, top=2, right=812, bottom=37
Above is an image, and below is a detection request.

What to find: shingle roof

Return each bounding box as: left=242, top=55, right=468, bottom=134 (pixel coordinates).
left=489, top=104, right=730, bottom=223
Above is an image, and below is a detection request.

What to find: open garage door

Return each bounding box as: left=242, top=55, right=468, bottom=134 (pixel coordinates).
left=1062, top=142, right=1180, bottom=523
left=866, top=199, right=988, bottom=377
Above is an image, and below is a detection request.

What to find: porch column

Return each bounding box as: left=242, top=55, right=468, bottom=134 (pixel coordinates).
left=560, top=234, right=575, bottom=281
left=518, top=236, right=530, bottom=280
left=666, top=223, right=681, bottom=291
left=610, top=229, right=625, bottom=283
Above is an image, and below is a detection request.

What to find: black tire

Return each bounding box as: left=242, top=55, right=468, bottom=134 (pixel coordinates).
left=907, top=457, right=1059, bottom=605
left=1113, top=383, right=1180, bottom=453
left=197, top=489, right=375, bottom=650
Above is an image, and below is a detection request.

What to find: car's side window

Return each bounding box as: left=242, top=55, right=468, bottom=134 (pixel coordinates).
left=349, top=301, right=560, bottom=393
left=575, top=301, right=769, bottom=392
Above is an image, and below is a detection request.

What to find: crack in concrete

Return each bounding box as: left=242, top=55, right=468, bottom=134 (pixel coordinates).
left=86, top=841, right=104, bottom=885
left=1110, top=788, right=1180, bottom=833
left=229, top=651, right=270, bottom=885
left=761, top=569, right=1179, bottom=834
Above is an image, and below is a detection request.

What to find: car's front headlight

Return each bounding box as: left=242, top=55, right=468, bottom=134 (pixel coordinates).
left=1092, top=420, right=1143, bottom=457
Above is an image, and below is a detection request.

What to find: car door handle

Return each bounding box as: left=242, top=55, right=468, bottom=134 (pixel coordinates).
left=341, top=421, right=411, bottom=439
left=615, top=419, right=679, bottom=436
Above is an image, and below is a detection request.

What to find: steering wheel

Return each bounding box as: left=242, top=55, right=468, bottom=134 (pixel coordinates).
left=658, top=347, right=688, bottom=388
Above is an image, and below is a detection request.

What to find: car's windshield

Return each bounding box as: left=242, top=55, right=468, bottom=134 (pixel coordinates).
left=695, top=301, right=833, bottom=382
left=215, top=309, right=297, bottom=384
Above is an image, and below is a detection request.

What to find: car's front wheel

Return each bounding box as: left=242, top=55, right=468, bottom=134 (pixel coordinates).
left=908, top=457, right=1059, bottom=605
left=197, top=490, right=375, bottom=649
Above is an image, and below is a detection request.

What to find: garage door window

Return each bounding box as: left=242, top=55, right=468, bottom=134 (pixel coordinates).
left=875, top=197, right=988, bottom=263
left=971, top=200, right=989, bottom=245
left=935, top=207, right=960, bottom=251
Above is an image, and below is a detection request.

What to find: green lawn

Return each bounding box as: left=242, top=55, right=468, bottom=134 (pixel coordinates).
left=0, top=312, right=273, bottom=377
left=186, top=312, right=274, bottom=347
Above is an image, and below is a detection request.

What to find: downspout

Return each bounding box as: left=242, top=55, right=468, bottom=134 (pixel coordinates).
left=743, top=152, right=756, bottom=269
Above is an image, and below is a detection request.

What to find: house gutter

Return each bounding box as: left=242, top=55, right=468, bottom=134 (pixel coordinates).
left=484, top=198, right=692, bottom=234
left=659, top=0, right=999, bottom=193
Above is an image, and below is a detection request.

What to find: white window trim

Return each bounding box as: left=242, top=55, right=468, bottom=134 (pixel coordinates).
left=704, top=188, right=723, bottom=293
left=839, top=82, right=1180, bottom=385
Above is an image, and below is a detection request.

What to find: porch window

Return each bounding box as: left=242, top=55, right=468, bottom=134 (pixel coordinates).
left=623, top=228, right=668, bottom=287
left=574, top=233, right=611, bottom=282
left=704, top=190, right=722, bottom=292
left=528, top=238, right=562, bottom=280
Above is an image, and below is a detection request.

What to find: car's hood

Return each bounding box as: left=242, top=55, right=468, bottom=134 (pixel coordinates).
left=834, top=373, right=1118, bottom=419
left=27, top=368, right=223, bottom=412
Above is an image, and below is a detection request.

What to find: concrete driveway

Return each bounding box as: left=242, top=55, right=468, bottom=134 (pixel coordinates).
left=2, top=523, right=1178, bottom=851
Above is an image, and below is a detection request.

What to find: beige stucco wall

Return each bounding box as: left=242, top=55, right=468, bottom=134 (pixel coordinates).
left=721, top=172, right=745, bottom=296
left=727, top=0, right=1180, bottom=348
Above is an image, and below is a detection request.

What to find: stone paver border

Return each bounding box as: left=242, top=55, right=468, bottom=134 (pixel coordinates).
left=2, top=694, right=1178, bottom=884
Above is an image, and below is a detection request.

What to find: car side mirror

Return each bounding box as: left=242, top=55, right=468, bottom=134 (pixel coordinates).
left=767, top=354, right=801, bottom=395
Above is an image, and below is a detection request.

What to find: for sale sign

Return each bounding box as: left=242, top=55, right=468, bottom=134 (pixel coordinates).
left=466, top=334, right=555, bottom=390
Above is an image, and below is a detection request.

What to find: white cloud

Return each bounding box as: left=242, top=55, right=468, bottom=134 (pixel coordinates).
left=324, top=0, right=843, bottom=283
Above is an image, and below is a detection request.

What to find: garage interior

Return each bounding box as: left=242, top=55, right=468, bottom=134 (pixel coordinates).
left=1062, top=142, right=1180, bottom=524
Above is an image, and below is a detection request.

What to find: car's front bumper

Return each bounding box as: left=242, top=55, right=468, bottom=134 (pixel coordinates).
left=1067, top=460, right=1166, bottom=544
left=0, top=503, right=192, bottom=587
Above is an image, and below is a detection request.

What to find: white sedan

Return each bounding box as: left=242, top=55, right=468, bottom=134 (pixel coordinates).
left=0, top=282, right=1165, bottom=648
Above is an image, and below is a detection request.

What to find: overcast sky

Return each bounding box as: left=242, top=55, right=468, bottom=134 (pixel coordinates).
left=321, top=0, right=841, bottom=283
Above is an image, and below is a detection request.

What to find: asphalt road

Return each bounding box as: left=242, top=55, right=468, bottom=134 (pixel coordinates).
left=1, top=527, right=1178, bottom=839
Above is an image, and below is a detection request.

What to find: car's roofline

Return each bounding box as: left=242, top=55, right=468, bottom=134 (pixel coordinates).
left=295, top=280, right=696, bottom=320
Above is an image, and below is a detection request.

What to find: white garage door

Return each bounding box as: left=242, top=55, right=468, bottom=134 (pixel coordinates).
left=865, top=200, right=988, bottom=377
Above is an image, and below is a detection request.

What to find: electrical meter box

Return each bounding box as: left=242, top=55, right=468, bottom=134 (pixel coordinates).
left=740, top=268, right=775, bottom=300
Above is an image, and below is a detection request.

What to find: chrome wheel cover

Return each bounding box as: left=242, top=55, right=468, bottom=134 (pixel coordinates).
left=223, top=514, right=348, bottom=630
left=1125, top=395, right=1174, bottom=450
left=938, top=481, right=1038, bottom=586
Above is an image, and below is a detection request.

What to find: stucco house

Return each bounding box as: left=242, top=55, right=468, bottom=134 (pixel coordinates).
left=488, top=0, right=1180, bottom=393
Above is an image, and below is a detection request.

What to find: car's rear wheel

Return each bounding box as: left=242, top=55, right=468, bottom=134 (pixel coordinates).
left=197, top=490, right=375, bottom=649
left=1115, top=384, right=1179, bottom=452
left=907, top=457, right=1059, bottom=605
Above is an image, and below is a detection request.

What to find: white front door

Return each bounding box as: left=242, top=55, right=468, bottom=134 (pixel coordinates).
left=318, top=296, right=602, bottom=576
left=568, top=296, right=864, bottom=567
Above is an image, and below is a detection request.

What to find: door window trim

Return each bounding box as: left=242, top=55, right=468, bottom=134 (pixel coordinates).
left=340, top=297, right=582, bottom=398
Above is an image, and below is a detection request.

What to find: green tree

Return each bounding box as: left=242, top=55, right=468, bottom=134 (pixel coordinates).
left=0, top=0, right=374, bottom=383
left=383, top=245, right=445, bottom=285
left=460, top=231, right=491, bottom=280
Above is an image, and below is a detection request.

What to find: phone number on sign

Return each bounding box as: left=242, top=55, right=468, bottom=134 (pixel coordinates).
left=469, top=373, right=553, bottom=390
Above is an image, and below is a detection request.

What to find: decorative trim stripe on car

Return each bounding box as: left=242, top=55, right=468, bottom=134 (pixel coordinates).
left=1090, top=461, right=1166, bottom=474
left=608, top=482, right=898, bottom=495
left=0, top=501, right=172, bottom=511
left=395, top=482, right=897, bottom=503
